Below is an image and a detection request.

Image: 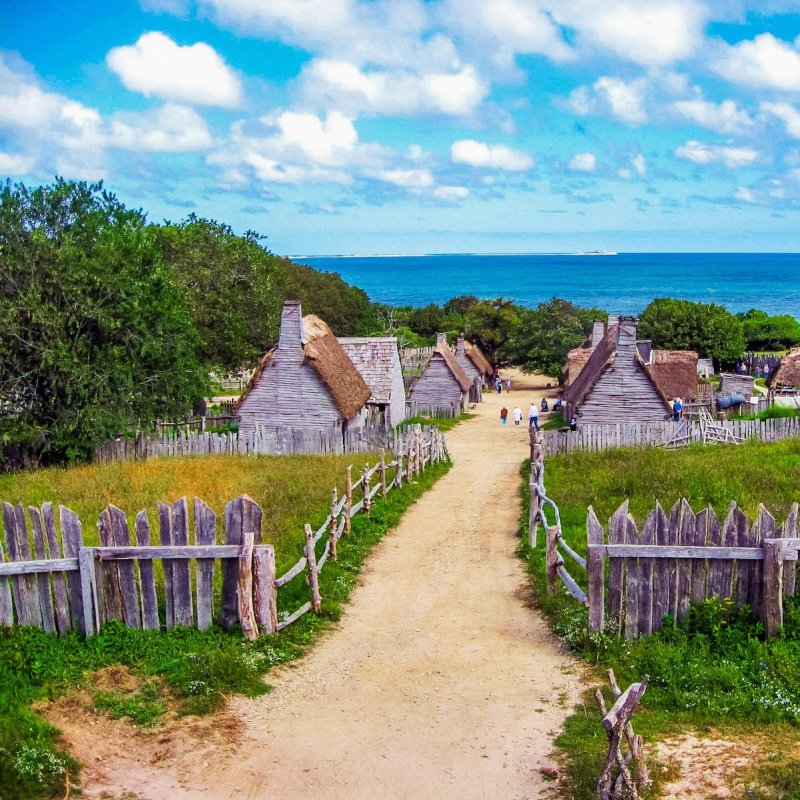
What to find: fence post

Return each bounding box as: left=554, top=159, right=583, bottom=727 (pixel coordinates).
left=587, top=507, right=605, bottom=632
left=396, top=437, right=404, bottom=487
left=78, top=548, right=99, bottom=636
left=763, top=538, right=786, bottom=637
left=253, top=544, right=278, bottom=635
left=345, top=466, right=353, bottom=535
left=238, top=531, right=258, bottom=642
left=329, top=488, right=339, bottom=561
left=528, top=462, right=540, bottom=548
left=363, top=463, right=372, bottom=515
left=304, top=523, right=322, bottom=612
left=380, top=449, right=387, bottom=497
left=546, top=526, right=560, bottom=596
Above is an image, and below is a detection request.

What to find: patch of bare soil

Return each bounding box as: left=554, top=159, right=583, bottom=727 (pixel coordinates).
left=43, top=370, right=584, bottom=800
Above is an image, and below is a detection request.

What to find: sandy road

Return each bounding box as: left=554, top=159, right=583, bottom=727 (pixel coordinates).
left=57, top=370, right=582, bottom=800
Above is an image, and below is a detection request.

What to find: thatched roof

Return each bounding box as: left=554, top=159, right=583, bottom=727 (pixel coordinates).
left=648, top=350, right=699, bottom=400
left=302, top=315, right=371, bottom=419
left=770, top=348, right=800, bottom=389
left=436, top=342, right=472, bottom=392
left=465, top=342, right=493, bottom=375
left=338, top=337, right=400, bottom=404
left=564, top=323, right=619, bottom=410
left=564, top=346, right=595, bottom=387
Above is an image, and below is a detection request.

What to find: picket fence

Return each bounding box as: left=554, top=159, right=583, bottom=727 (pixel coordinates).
left=540, top=415, right=800, bottom=456
left=95, top=423, right=415, bottom=463
left=1, top=427, right=448, bottom=638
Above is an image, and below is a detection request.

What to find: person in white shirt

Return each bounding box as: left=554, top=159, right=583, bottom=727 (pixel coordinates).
left=513, top=406, right=522, bottom=426
left=528, top=402, right=539, bottom=431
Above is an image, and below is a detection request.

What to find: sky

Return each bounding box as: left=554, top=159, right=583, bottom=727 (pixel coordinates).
left=2, top=1, right=800, bottom=255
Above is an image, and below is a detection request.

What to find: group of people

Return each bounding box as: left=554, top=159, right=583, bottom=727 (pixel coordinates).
left=493, top=373, right=512, bottom=394
left=499, top=397, right=567, bottom=429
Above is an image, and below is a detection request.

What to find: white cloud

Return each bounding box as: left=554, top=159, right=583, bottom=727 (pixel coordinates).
left=0, top=152, right=35, bottom=175
left=675, top=140, right=760, bottom=168
left=106, top=32, right=242, bottom=107
left=451, top=139, right=533, bottom=170
left=618, top=167, right=633, bottom=179
left=568, top=152, right=596, bottom=172
left=762, top=102, right=800, bottom=138
left=109, top=104, right=213, bottom=152
left=300, top=59, right=488, bottom=117
left=374, top=168, right=434, bottom=189
left=671, top=98, right=754, bottom=135
left=569, top=76, right=647, bottom=125
left=631, top=154, right=647, bottom=176
left=433, top=185, right=470, bottom=201
left=735, top=186, right=756, bottom=203
left=713, top=33, right=800, bottom=91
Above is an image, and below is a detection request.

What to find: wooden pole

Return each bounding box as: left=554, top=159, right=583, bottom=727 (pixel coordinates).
left=546, top=526, right=560, bottom=596
left=587, top=507, right=605, bottom=632
left=253, top=544, right=278, bottom=634
left=396, top=437, right=404, bottom=487
left=304, top=523, right=322, bottom=612
left=763, top=538, right=785, bottom=637
left=363, top=463, right=371, bottom=515
left=380, top=450, right=387, bottom=497
left=528, top=463, right=541, bottom=548
left=345, top=465, right=353, bottom=535
left=238, top=531, right=258, bottom=641
left=329, top=488, right=339, bottom=561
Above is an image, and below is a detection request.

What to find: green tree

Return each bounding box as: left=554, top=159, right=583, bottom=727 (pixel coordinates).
left=0, top=179, right=207, bottom=467
left=508, top=298, right=603, bottom=378
left=638, top=298, right=745, bottom=367
left=157, top=216, right=284, bottom=371
left=738, top=309, right=800, bottom=351
left=463, top=298, right=522, bottom=364
left=407, top=303, right=445, bottom=337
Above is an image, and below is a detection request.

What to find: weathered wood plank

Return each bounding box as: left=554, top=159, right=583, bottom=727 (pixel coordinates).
left=42, top=503, right=70, bottom=634
left=675, top=499, right=696, bottom=624
left=253, top=545, right=278, bottom=634
left=651, top=503, right=670, bottom=632
left=78, top=547, right=99, bottom=636
left=60, top=506, right=85, bottom=632
left=135, top=511, right=159, bottom=630
left=587, top=506, right=605, bottom=632
left=638, top=510, right=656, bottom=637
left=194, top=499, right=216, bottom=632
left=276, top=600, right=312, bottom=631
left=275, top=556, right=308, bottom=587
left=763, top=538, right=785, bottom=637
left=109, top=506, right=141, bottom=629
left=171, top=497, right=193, bottom=628
left=608, top=501, right=628, bottom=633
left=98, top=506, right=124, bottom=623
left=0, top=541, right=14, bottom=626
left=783, top=503, right=798, bottom=597
left=11, top=504, right=42, bottom=628
left=158, top=502, right=175, bottom=629
left=0, top=559, right=78, bottom=576
left=221, top=497, right=242, bottom=630
left=623, top=514, right=640, bottom=639
left=238, top=531, right=257, bottom=641
left=305, top=523, right=322, bottom=612
left=28, top=506, right=56, bottom=634
left=691, top=506, right=714, bottom=604
left=750, top=505, right=774, bottom=621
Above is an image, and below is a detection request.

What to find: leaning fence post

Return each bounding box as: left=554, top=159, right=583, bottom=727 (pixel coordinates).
left=396, top=438, right=404, bottom=487
left=238, top=531, right=258, bottom=641
left=528, top=462, right=541, bottom=548
left=78, top=548, right=99, bottom=636
left=329, top=488, right=339, bottom=561
left=345, top=465, right=353, bottom=535
left=304, top=523, right=322, bottom=612
left=380, top=450, right=387, bottom=497
left=363, top=463, right=372, bottom=515
left=763, top=538, right=786, bottom=637
left=546, top=526, right=560, bottom=596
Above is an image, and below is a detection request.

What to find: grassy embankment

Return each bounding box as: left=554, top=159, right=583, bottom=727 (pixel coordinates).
left=402, top=411, right=474, bottom=432
left=0, top=453, right=451, bottom=800
left=518, top=439, right=800, bottom=800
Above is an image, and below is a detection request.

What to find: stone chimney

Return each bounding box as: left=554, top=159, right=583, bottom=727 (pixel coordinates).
left=436, top=332, right=448, bottom=349
left=456, top=336, right=466, bottom=356
left=590, top=320, right=606, bottom=347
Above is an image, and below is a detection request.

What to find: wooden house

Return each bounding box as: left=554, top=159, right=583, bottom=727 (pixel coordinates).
left=455, top=337, right=493, bottom=400
left=408, top=333, right=471, bottom=414
left=719, top=373, right=756, bottom=400
left=338, top=337, right=406, bottom=426
left=768, top=349, right=800, bottom=394
left=236, top=301, right=371, bottom=436
left=564, top=316, right=698, bottom=424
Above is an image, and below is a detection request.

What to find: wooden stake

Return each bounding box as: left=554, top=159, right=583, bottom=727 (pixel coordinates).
left=238, top=531, right=258, bottom=641
left=380, top=450, right=387, bottom=497
left=396, top=438, right=404, bottom=487
left=329, top=488, right=339, bottom=561
left=363, top=463, right=371, bottom=515
left=546, top=526, right=560, bottom=596
left=304, top=524, right=322, bottom=612
left=345, top=466, right=353, bottom=535
left=763, top=538, right=785, bottom=637
left=253, top=545, right=278, bottom=634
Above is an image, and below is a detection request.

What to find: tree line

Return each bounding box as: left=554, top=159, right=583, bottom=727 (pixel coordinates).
left=2, top=178, right=798, bottom=469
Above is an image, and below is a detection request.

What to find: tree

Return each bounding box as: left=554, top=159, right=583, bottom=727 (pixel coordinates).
left=508, top=298, right=603, bottom=378
left=463, top=298, right=522, bottom=364
left=156, top=216, right=284, bottom=371
left=638, top=298, right=745, bottom=367
left=407, top=303, right=445, bottom=337
left=0, top=179, right=207, bottom=467
left=738, top=309, right=800, bottom=351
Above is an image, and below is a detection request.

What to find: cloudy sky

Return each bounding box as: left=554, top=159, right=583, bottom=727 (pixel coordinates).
left=3, top=1, right=800, bottom=254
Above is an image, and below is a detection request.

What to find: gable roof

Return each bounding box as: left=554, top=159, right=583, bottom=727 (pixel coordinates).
left=465, top=342, right=493, bottom=375
left=564, top=323, right=619, bottom=411
left=564, top=346, right=594, bottom=387
left=436, top=342, right=472, bottom=392
left=648, top=350, right=699, bottom=400
left=770, top=348, right=800, bottom=388
left=338, top=337, right=400, bottom=404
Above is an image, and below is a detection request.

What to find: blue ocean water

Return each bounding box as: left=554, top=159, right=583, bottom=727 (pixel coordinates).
left=294, top=253, right=800, bottom=318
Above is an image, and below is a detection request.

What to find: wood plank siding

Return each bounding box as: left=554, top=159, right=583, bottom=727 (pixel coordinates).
left=408, top=353, right=468, bottom=412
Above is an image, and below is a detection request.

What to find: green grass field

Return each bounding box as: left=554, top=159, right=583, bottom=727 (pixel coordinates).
left=519, top=439, right=800, bottom=800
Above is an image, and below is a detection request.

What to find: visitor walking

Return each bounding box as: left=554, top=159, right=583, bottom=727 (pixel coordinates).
left=513, top=406, right=522, bottom=426
left=505, top=379, right=511, bottom=393
left=528, top=402, right=539, bottom=431
left=500, top=406, right=508, bottom=426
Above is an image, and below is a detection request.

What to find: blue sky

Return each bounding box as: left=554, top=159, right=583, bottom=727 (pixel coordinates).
left=3, top=1, right=800, bottom=254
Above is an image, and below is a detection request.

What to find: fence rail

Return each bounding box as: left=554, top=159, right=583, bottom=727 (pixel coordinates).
left=2, top=427, right=448, bottom=639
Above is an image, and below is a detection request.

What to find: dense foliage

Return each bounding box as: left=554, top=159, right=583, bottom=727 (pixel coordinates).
left=638, top=297, right=746, bottom=367
left=738, top=308, right=800, bottom=351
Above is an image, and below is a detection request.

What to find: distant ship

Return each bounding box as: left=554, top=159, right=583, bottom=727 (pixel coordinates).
left=575, top=250, right=618, bottom=256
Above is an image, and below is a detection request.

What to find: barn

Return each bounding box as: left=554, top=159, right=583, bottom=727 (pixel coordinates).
left=338, top=337, right=407, bottom=426
left=564, top=316, right=698, bottom=424
left=408, top=333, right=471, bottom=415
left=236, top=300, right=371, bottom=436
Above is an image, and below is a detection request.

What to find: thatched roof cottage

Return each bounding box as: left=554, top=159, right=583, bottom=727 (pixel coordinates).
left=236, top=301, right=370, bottom=435
left=454, top=337, right=493, bottom=401
left=338, top=337, right=406, bottom=426
left=564, top=316, right=699, bottom=424
left=768, top=349, right=800, bottom=393
left=408, top=333, right=471, bottom=415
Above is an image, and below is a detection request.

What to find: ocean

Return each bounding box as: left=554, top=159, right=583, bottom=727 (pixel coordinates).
left=294, top=253, right=800, bottom=318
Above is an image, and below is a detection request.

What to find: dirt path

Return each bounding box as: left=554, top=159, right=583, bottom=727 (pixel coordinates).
left=52, top=370, right=583, bottom=800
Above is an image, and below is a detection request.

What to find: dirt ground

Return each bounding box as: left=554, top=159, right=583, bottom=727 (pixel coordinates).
left=45, top=370, right=584, bottom=800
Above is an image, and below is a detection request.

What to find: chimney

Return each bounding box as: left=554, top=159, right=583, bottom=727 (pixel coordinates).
left=607, top=314, right=619, bottom=329
left=436, top=332, right=448, bottom=349
left=456, top=336, right=466, bottom=356
left=590, top=320, right=605, bottom=347
left=279, top=300, right=304, bottom=355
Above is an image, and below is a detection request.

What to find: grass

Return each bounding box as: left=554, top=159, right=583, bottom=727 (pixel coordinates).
left=731, top=406, right=799, bottom=422
left=402, top=412, right=473, bottom=432
left=0, top=455, right=451, bottom=800
left=517, top=440, right=800, bottom=799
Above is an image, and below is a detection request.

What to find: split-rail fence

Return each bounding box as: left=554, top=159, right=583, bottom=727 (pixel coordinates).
left=2, top=427, right=448, bottom=640
left=528, top=429, right=799, bottom=640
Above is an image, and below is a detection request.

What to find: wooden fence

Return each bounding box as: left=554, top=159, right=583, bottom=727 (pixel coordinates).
left=586, top=499, right=800, bottom=639
left=2, top=428, right=448, bottom=638
left=95, top=422, right=425, bottom=463
left=540, top=415, right=800, bottom=456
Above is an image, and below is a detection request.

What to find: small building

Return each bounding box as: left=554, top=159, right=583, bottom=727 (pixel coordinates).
left=338, top=337, right=406, bottom=426
left=237, top=301, right=371, bottom=436
left=455, top=337, right=493, bottom=401
left=564, top=316, right=699, bottom=424
left=719, top=373, right=756, bottom=400
left=768, top=349, right=800, bottom=394
left=408, top=333, right=471, bottom=415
